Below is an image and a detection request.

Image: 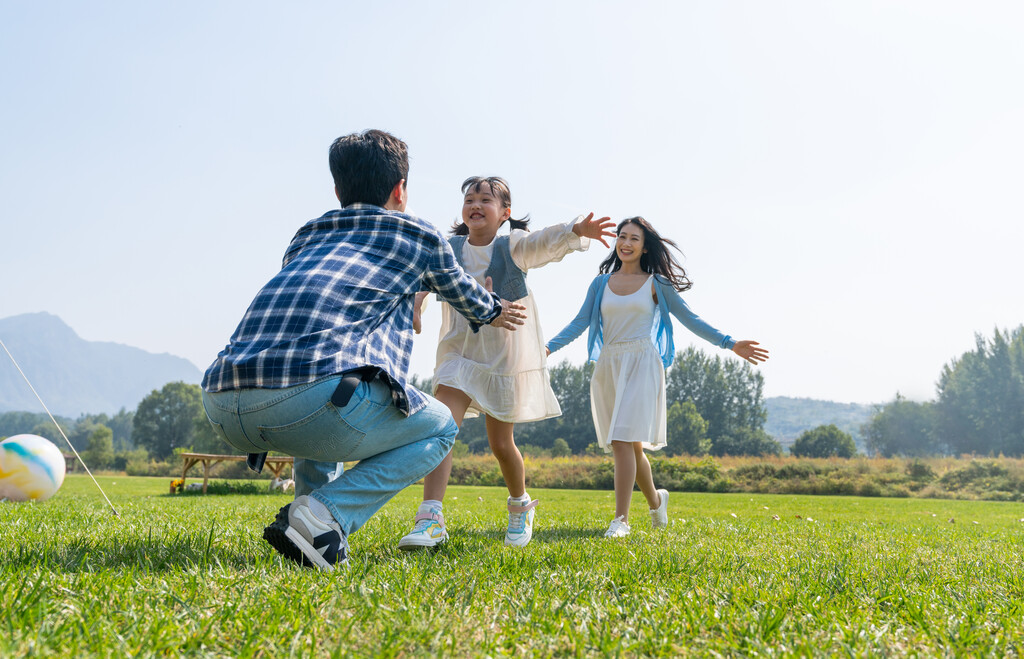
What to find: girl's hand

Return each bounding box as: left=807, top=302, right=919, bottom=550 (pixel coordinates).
left=545, top=347, right=551, bottom=357
left=572, top=213, right=617, bottom=248
left=732, top=340, right=769, bottom=365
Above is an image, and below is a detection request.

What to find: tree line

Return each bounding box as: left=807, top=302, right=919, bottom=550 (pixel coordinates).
left=5, top=325, right=1020, bottom=464
left=421, top=346, right=784, bottom=457
left=0, top=382, right=224, bottom=469
left=2, top=347, right=788, bottom=466
left=867, top=326, right=1024, bottom=457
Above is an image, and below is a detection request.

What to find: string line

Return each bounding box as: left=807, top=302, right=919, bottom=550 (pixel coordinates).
left=0, top=337, right=119, bottom=515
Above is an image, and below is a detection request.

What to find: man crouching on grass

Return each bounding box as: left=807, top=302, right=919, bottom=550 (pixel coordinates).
left=201, top=129, right=526, bottom=570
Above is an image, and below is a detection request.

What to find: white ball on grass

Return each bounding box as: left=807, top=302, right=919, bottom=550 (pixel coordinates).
left=0, top=434, right=67, bottom=502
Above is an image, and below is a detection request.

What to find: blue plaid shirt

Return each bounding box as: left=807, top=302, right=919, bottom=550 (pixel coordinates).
left=202, top=203, right=501, bottom=415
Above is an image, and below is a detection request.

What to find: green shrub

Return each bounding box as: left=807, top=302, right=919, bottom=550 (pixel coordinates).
left=678, top=472, right=710, bottom=492
left=177, top=481, right=273, bottom=496
left=776, top=462, right=817, bottom=480
left=519, top=444, right=552, bottom=459
left=439, top=454, right=1024, bottom=502
left=730, top=463, right=777, bottom=482
left=939, top=460, right=1010, bottom=489
left=906, top=459, right=936, bottom=482
left=857, top=481, right=883, bottom=497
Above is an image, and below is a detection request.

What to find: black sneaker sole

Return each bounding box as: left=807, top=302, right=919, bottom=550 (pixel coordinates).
left=263, top=503, right=313, bottom=567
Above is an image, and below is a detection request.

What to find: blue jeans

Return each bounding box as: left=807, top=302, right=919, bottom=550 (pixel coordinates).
left=202, top=376, right=457, bottom=537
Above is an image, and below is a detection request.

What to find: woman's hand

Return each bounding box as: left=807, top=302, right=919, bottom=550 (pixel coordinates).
left=732, top=340, right=769, bottom=365
left=572, top=213, right=617, bottom=248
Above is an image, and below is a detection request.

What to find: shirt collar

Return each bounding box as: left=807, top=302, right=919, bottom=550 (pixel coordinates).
left=343, top=202, right=386, bottom=211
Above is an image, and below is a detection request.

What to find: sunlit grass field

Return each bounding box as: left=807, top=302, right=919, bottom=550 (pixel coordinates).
left=3, top=475, right=1024, bottom=657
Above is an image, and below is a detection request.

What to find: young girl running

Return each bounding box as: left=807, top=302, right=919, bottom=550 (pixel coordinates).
left=546, top=217, right=769, bottom=538
left=399, top=176, right=615, bottom=549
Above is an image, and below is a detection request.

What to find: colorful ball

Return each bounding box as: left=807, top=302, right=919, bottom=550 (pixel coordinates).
left=0, top=434, right=67, bottom=502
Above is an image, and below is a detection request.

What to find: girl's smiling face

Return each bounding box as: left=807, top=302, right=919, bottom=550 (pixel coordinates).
left=462, top=182, right=511, bottom=239
left=616, top=222, right=646, bottom=266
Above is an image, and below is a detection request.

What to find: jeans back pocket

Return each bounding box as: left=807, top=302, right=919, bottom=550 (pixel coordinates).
left=257, top=403, right=366, bottom=463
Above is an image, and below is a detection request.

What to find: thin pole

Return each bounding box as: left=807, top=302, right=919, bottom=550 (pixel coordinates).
left=0, top=337, right=119, bottom=515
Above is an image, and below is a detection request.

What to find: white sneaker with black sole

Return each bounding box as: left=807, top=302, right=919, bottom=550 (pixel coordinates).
left=269, top=495, right=348, bottom=571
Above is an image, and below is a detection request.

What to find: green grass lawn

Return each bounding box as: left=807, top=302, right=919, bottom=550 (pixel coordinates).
left=3, top=475, right=1024, bottom=657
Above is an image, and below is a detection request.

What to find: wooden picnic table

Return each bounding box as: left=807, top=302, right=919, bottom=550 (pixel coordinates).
left=179, top=452, right=293, bottom=494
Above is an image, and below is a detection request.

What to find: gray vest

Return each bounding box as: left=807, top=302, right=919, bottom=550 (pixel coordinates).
left=449, top=234, right=528, bottom=301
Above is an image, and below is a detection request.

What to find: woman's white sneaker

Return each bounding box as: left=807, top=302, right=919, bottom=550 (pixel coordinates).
left=604, top=515, right=630, bottom=538
left=650, top=489, right=669, bottom=529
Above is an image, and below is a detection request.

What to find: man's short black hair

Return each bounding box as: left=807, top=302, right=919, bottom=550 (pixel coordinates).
left=328, top=129, right=409, bottom=207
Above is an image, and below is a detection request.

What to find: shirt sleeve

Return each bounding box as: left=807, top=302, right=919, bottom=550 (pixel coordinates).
left=657, top=278, right=736, bottom=350
left=422, top=233, right=502, bottom=331
left=508, top=218, right=589, bottom=272
left=546, top=276, right=600, bottom=354
left=281, top=228, right=307, bottom=267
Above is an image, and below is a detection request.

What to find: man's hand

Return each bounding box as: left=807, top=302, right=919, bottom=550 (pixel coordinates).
left=490, top=300, right=527, bottom=330
left=572, top=213, right=617, bottom=248
left=483, top=277, right=527, bottom=330
left=732, top=340, right=769, bottom=365
left=413, top=291, right=429, bottom=334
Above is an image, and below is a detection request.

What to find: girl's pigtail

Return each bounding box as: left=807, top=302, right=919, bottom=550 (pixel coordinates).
left=507, top=215, right=531, bottom=232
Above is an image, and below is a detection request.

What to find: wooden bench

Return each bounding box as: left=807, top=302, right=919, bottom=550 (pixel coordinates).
left=179, top=452, right=294, bottom=494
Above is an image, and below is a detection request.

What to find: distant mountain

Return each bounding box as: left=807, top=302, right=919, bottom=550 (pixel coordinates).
left=765, top=396, right=876, bottom=451
left=0, top=313, right=202, bottom=417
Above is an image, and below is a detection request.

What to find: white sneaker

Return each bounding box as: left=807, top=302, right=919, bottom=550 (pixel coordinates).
left=650, top=489, right=669, bottom=529
left=398, top=507, right=448, bottom=551
left=605, top=515, right=630, bottom=538
left=276, top=495, right=348, bottom=571
left=504, top=496, right=538, bottom=547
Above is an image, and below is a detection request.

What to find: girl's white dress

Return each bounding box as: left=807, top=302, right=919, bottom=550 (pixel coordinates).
left=433, top=221, right=589, bottom=422
left=590, top=276, right=667, bottom=452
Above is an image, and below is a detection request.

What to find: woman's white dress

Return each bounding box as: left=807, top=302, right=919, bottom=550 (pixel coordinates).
left=432, top=221, right=588, bottom=422
left=590, top=276, right=667, bottom=452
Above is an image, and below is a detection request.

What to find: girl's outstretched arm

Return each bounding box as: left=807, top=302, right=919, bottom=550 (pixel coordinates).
left=571, top=213, right=616, bottom=248
left=510, top=214, right=613, bottom=271
left=546, top=276, right=601, bottom=355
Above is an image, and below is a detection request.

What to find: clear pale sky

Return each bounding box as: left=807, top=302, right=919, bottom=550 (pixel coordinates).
left=2, top=2, right=1022, bottom=404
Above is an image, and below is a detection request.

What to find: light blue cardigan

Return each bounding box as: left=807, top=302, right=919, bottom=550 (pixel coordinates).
left=546, top=274, right=736, bottom=369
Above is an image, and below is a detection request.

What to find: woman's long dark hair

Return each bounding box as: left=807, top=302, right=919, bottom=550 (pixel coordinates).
left=598, top=217, right=693, bottom=292
left=450, top=176, right=531, bottom=235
